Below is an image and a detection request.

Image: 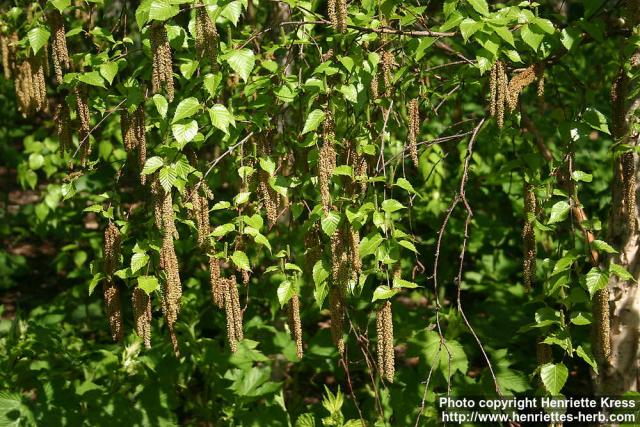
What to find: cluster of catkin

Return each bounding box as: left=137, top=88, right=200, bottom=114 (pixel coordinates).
left=346, top=140, right=367, bottom=195
left=121, top=105, right=147, bottom=184
left=133, top=288, right=152, bottom=349
left=54, top=104, right=72, bottom=155
left=257, top=138, right=279, bottom=227
left=48, top=10, right=70, bottom=84
left=381, top=51, right=396, bottom=99
left=407, top=98, right=420, bottom=168
left=15, top=54, right=48, bottom=117
left=195, top=2, right=218, bottom=66
left=0, top=33, right=17, bottom=79
left=220, top=276, right=243, bottom=352
left=288, top=294, right=303, bottom=358
left=103, top=222, right=123, bottom=342
left=522, top=183, right=537, bottom=290
left=328, top=0, right=347, bottom=32
left=489, top=62, right=544, bottom=128
left=150, top=24, right=174, bottom=102
left=152, top=179, right=182, bottom=356
left=319, top=113, right=337, bottom=212
left=376, top=300, right=394, bottom=382
left=75, top=84, right=91, bottom=165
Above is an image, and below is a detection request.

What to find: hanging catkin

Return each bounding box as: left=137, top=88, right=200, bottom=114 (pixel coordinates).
left=329, top=286, right=345, bottom=356
left=121, top=110, right=135, bottom=151
left=288, top=294, right=304, bottom=359
left=75, top=84, right=91, bottom=166
left=506, top=64, right=539, bottom=112
left=408, top=98, right=420, bottom=168
left=495, top=61, right=508, bottom=128
left=328, top=0, right=347, bottom=32
left=103, top=222, right=123, bottom=342
left=30, top=53, right=48, bottom=113
left=1, top=33, right=18, bottom=79
left=376, top=300, right=394, bottom=383
left=258, top=169, right=278, bottom=227
left=622, top=152, right=637, bottom=235
left=593, top=287, right=611, bottom=362
left=611, top=69, right=629, bottom=139
left=150, top=23, right=174, bottom=102
left=55, top=104, right=72, bottom=155
left=319, top=113, right=337, bottom=212
left=381, top=51, right=396, bottom=98
left=223, top=276, right=244, bottom=352
left=331, top=227, right=351, bottom=288
left=15, top=61, right=35, bottom=116
left=489, top=62, right=497, bottom=118
left=134, top=105, right=147, bottom=184
left=195, top=2, right=218, bottom=66
left=304, top=224, right=323, bottom=269
left=48, top=10, right=70, bottom=84
left=522, top=182, right=536, bottom=289
left=133, top=287, right=152, bottom=349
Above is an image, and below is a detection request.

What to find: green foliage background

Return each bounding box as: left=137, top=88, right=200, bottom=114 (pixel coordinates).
left=0, top=0, right=638, bottom=425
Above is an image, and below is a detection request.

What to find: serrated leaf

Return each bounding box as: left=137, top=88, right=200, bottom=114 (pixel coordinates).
left=321, top=211, right=340, bottom=236
left=382, top=199, right=405, bottom=213
left=533, top=17, right=555, bottom=34
left=609, top=263, right=634, bottom=282
left=208, top=104, right=236, bottom=135
left=592, top=240, right=617, bottom=254
left=548, top=201, right=570, bottom=224
left=172, top=97, right=200, bottom=124
left=313, top=260, right=329, bottom=286
left=231, top=250, right=251, bottom=271
left=493, top=25, right=515, bottom=47
left=153, top=94, right=168, bottom=118
left=99, top=62, right=118, bottom=85
left=50, top=0, right=71, bottom=11
left=585, top=267, right=608, bottom=298
left=259, top=157, right=276, bottom=175
left=78, top=71, right=106, bottom=88
left=28, top=27, right=50, bottom=54
left=302, top=109, right=325, bottom=134
left=172, top=120, right=198, bottom=147
left=460, top=18, right=482, bottom=42
left=221, top=1, right=243, bottom=26
left=393, top=277, right=420, bottom=289
left=138, top=275, right=159, bottom=294
left=360, top=232, right=384, bottom=258
left=204, top=73, right=222, bottom=98
left=467, top=0, right=489, bottom=16
left=571, top=170, right=593, bottom=182
left=254, top=233, right=271, bottom=252
left=142, top=156, right=163, bottom=175
left=211, top=223, right=235, bottom=237
left=149, top=0, right=179, bottom=21
left=398, top=240, right=418, bottom=253
left=372, top=285, right=399, bottom=302
left=576, top=345, right=598, bottom=374
left=540, top=363, right=568, bottom=395
left=226, top=49, right=255, bottom=82
left=520, top=24, right=545, bottom=51
left=158, top=165, right=177, bottom=191
left=130, top=253, right=149, bottom=274
left=583, top=107, right=610, bottom=135
left=395, top=177, right=416, bottom=194
left=277, top=280, right=295, bottom=306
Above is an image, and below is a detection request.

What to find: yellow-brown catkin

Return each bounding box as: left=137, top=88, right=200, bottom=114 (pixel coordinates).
left=496, top=61, right=508, bottom=128
left=331, top=227, right=351, bottom=288
left=304, top=224, right=323, bottom=269
left=489, top=62, right=497, bottom=117
left=150, top=23, right=174, bottom=102
left=381, top=51, right=396, bottom=98
left=1, top=34, right=14, bottom=79
left=318, top=113, right=337, bottom=211
left=336, top=0, right=347, bottom=32
left=133, top=287, right=152, bottom=349
left=611, top=70, right=629, bottom=139
left=328, top=0, right=337, bottom=29
left=329, top=286, right=345, bottom=355
left=288, top=294, right=303, bottom=359
left=376, top=300, right=394, bottom=383
left=75, top=84, right=91, bottom=166
left=622, top=152, right=637, bottom=235
left=523, top=182, right=536, bottom=290
left=352, top=149, right=367, bottom=195
left=121, top=110, right=134, bottom=151
left=535, top=64, right=545, bottom=98
left=30, top=54, right=48, bottom=113
left=48, top=10, right=70, bottom=84
left=15, top=61, right=35, bottom=116
left=155, top=182, right=182, bottom=357
left=103, top=222, right=123, bottom=342
left=348, top=225, right=361, bottom=279
left=134, top=105, right=147, bottom=185
left=209, top=256, right=223, bottom=308
left=506, top=64, right=542, bottom=112
left=593, top=287, right=611, bottom=362
left=223, top=276, right=244, bottom=352
left=258, top=170, right=278, bottom=227
left=195, top=2, right=218, bottom=66
left=188, top=185, right=211, bottom=249
left=370, top=72, right=379, bottom=100
left=55, top=104, right=72, bottom=155
left=408, top=98, right=420, bottom=168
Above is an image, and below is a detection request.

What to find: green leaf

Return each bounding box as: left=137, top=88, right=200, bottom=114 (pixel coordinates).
left=592, top=240, right=617, bottom=254
left=576, top=345, right=598, bottom=374
left=313, top=260, right=330, bottom=286
left=570, top=311, right=592, bottom=325
left=130, top=253, right=149, bottom=274
left=302, top=109, right=325, bottom=134
left=533, top=17, right=555, bottom=34
left=359, top=232, right=384, bottom=258
left=277, top=280, right=295, bottom=306
left=204, top=73, right=222, bottom=98
left=571, top=170, right=593, bottom=182
left=78, top=71, right=106, bottom=88
left=159, top=165, right=177, bottom=191
left=372, top=285, right=399, bottom=302
left=231, top=250, right=251, bottom=271
left=172, top=97, right=200, bottom=124
left=467, top=0, right=489, bottom=16
left=381, top=199, right=405, bottom=213
left=395, top=178, right=417, bottom=194
left=520, top=24, right=545, bottom=51
left=28, top=27, right=50, bottom=54
left=221, top=1, right=243, bottom=26
left=142, top=156, right=163, bottom=175
left=226, top=49, right=255, bottom=82
left=259, top=157, right=276, bottom=175
left=583, top=107, right=610, bottom=135
left=540, top=363, right=568, bottom=395
left=153, top=94, right=168, bottom=118
left=211, top=223, right=235, bottom=237
left=585, top=267, right=608, bottom=298
left=493, top=25, right=515, bottom=47
left=609, top=263, right=635, bottom=282
left=321, top=211, right=340, bottom=236
left=138, top=275, right=159, bottom=294
left=99, top=62, right=118, bottom=85
left=459, top=18, right=482, bottom=42
left=49, top=0, right=71, bottom=12
left=398, top=240, right=418, bottom=254
left=149, top=0, right=179, bottom=21
left=548, top=201, right=570, bottom=224
left=172, top=120, right=198, bottom=147
left=208, top=104, right=236, bottom=135
left=393, top=277, right=420, bottom=289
